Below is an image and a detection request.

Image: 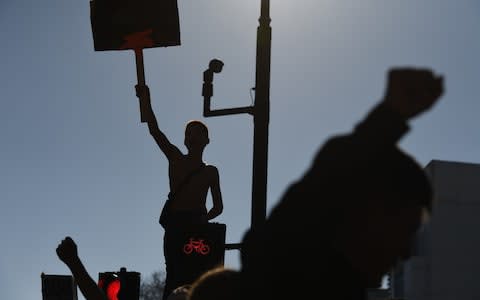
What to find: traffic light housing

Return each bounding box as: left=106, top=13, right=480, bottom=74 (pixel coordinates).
left=98, top=268, right=140, bottom=300
left=167, top=223, right=226, bottom=286
left=41, top=273, right=77, bottom=300
left=181, top=223, right=226, bottom=271
left=90, top=0, right=181, bottom=51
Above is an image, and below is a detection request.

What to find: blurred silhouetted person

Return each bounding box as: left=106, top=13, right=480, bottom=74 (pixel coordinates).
left=166, top=284, right=192, bottom=300
left=56, top=236, right=107, bottom=300
left=189, top=266, right=240, bottom=300
left=135, top=84, right=224, bottom=299
left=240, top=67, right=444, bottom=300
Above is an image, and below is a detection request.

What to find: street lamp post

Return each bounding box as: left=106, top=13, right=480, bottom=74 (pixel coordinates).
left=202, top=0, right=272, bottom=230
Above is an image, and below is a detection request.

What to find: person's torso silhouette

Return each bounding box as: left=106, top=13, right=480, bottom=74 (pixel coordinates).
left=136, top=84, right=223, bottom=221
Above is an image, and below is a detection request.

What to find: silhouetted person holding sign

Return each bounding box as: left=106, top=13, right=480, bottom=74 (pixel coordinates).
left=240, top=67, right=444, bottom=300
left=135, top=84, right=224, bottom=300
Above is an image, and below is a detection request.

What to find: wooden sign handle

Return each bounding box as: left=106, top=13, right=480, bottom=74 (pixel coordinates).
left=134, top=48, right=148, bottom=123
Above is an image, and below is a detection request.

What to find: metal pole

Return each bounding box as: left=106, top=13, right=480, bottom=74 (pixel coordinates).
left=201, top=0, right=272, bottom=231
left=251, top=0, right=271, bottom=229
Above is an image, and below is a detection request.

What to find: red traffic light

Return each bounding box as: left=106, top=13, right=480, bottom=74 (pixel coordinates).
left=98, top=273, right=121, bottom=300
left=98, top=268, right=141, bottom=300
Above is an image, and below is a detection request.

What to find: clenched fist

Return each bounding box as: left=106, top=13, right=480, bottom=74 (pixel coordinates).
left=383, top=67, right=444, bottom=120
left=56, top=236, right=79, bottom=267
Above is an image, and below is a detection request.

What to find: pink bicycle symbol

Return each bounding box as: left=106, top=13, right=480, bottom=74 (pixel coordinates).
left=183, top=238, right=210, bottom=255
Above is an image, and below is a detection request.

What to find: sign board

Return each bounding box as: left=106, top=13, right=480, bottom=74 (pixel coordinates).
left=41, top=273, right=77, bottom=300
left=90, top=0, right=181, bottom=51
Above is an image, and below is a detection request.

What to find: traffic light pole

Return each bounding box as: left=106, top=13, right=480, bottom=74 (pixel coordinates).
left=251, top=0, right=271, bottom=229
left=202, top=0, right=271, bottom=230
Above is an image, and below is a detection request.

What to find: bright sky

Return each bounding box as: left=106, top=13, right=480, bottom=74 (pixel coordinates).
left=1, top=1, right=480, bottom=299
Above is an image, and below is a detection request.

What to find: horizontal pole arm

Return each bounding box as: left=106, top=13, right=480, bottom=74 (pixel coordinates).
left=203, top=96, right=254, bottom=117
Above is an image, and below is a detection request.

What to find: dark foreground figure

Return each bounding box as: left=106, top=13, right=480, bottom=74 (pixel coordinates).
left=240, top=67, right=444, bottom=300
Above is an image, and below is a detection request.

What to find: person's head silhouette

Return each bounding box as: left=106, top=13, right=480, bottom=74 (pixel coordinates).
left=189, top=267, right=240, bottom=300
left=184, top=120, right=209, bottom=152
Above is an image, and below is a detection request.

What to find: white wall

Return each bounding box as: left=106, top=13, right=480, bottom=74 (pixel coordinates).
left=402, top=160, right=480, bottom=300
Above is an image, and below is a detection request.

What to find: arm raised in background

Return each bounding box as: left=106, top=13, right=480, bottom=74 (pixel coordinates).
left=312, top=67, right=445, bottom=169
left=284, top=66, right=446, bottom=219
left=56, top=237, right=107, bottom=300
left=353, top=67, right=444, bottom=150
left=206, top=165, right=223, bottom=221
left=135, top=84, right=183, bottom=161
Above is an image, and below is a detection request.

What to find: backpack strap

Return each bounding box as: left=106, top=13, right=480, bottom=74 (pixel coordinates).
left=168, top=163, right=206, bottom=200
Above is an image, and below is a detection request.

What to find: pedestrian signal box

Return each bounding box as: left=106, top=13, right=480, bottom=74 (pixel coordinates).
left=168, top=223, right=226, bottom=285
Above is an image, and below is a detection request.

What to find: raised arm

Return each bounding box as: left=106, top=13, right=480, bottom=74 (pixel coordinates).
left=135, top=84, right=182, bottom=161
left=353, top=67, right=443, bottom=149
left=56, top=237, right=107, bottom=300
left=301, top=67, right=445, bottom=193
left=206, top=166, right=223, bottom=221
